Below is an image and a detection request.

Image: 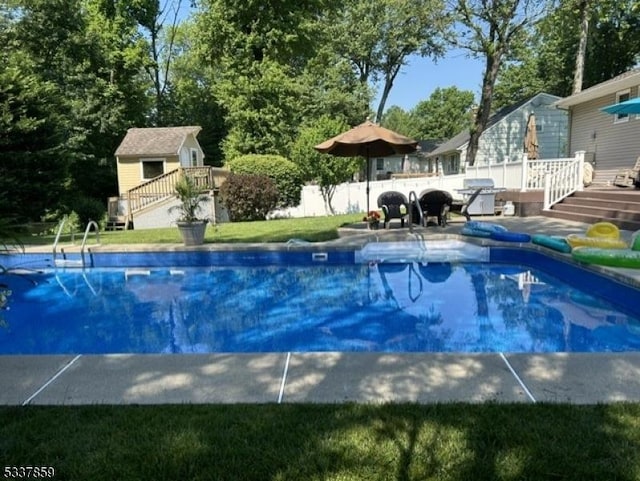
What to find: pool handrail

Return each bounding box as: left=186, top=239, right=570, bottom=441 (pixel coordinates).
left=80, top=221, right=100, bottom=268
left=53, top=219, right=100, bottom=268
left=408, top=191, right=423, bottom=232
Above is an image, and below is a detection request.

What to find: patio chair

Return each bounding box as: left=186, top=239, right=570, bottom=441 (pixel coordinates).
left=613, top=156, right=640, bottom=188
left=418, top=189, right=453, bottom=227
left=377, top=191, right=409, bottom=228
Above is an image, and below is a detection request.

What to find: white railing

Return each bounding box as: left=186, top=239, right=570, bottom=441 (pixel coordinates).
left=440, top=151, right=585, bottom=211
left=542, top=151, right=585, bottom=209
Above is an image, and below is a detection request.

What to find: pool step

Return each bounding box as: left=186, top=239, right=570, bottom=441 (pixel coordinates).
left=54, top=258, right=84, bottom=268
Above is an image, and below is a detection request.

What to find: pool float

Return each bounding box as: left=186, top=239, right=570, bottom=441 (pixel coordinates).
left=586, top=221, right=620, bottom=239
left=571, top=228, right=640, bottom=268
left=460, top=221, right=530, bottom=242
left=490, top=230, right=532, bottom=243
left=460, top=221, right=507, bottom=238
left=566, top=221, right=628, bottom=249
left=572, top=246, right=640, bottom=268
left=632, top=230, right=640, bottom=251
left=531, top=234, right=572, bottom=253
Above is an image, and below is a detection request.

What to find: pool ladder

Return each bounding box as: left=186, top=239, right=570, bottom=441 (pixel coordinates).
left=408, top=191, right=424, bottom=232
left=52, top=218, right=100, bottom=268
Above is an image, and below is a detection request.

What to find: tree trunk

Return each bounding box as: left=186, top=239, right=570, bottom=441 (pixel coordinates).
left=375, top=64, right=401, bottom=124
left=466, top=53, right=502, bottom=166
left=572, top=0, right=590, bottom=94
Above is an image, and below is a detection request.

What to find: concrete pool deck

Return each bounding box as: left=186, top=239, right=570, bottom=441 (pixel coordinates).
left=5, top=352, right=640, bottom=405
left=3, top=215, right=640, bottom=405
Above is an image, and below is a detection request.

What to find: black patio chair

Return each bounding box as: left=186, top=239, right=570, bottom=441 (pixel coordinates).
left=418, top=188, right=453, bottom=227
left=377, top=191, right=409, bottom=229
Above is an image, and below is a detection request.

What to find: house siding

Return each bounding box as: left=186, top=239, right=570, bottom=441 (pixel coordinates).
left=424, top=93, right=568, bottom=172
left=568, top=86, right=640, bottom=181
left=116, top=155, right=180, bottom=194
left=474, top=94, right=568, bottom=165
left=179, top=134, right=205, bottom=167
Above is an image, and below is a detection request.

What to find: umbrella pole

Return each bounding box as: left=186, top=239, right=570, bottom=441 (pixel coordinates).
left=366, top=150, right=370, bottom=213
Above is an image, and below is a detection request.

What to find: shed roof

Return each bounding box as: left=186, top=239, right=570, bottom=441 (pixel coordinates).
left=115, top=126, right=202, bottom=157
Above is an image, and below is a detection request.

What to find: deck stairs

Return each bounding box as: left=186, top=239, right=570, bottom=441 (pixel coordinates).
left=105, top=166, right=228, bottom=231
left=542, top=187, right=640, bottom=231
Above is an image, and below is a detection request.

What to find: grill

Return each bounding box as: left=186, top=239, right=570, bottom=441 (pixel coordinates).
left=456, top=178, right=506, bottom=216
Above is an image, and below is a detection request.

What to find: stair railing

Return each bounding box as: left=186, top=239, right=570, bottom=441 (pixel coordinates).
left=125, top=167, right=228, bottom=225
left=127, top=168, right=184, bottom=216
left=543, top=152, right=585, bottom=210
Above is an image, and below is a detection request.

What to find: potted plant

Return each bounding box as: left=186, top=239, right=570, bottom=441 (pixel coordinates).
left=172, top=174, right=209, bottom=246
left=363, top=210, right=381, bottom=230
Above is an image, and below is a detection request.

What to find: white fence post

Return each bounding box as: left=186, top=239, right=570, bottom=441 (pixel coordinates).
left=575, top=150, right=585, bottom=192
left=520, top=152, right=529, bottom=192
left=543, top=172, right=551, bottom=209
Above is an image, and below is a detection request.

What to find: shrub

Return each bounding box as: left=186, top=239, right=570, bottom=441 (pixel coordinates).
left=219, top=173, right=279, bottom=221
left=226, top=154, right=303, bottom=208
left=72, top=196, right=106, bottom=228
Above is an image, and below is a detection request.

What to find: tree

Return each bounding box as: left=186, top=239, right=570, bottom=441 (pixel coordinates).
left=2, top=0, right=151, bottom=217
left=410, top=86, right=475, bottom=140
left=493, top=0, right=640, bottom=108
left=164, top=19, right=227, bottom=165
left=124, top=0, right=186, bottom=126
left=381, top=106, right=417, bottom=139
left=453, top=0, right=547, bottom=166
left=194, top=0, right=336, bottom=161
left=572, top=0, right=591, bottom=94
left=331, top=0, right=452, bottom=123
left=0, top=62, right=68, bottom=222
left=290, top=116, right=360, bottom=215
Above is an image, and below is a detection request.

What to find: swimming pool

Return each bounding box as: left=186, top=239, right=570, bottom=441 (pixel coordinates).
left=1, top=242, right=639, bottom=354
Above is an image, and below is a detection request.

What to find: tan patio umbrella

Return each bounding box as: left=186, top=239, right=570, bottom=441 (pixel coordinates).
left=314, top=119, right=418, bottom=212
left=524, top=113, right=539, bottom=160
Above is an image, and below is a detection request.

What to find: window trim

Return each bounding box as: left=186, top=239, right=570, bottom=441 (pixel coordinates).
left=614, top=89, right=631, bottom=124
left=140, top=158, right=166, bottom=181
left=190, top=148, right=199, bottom=167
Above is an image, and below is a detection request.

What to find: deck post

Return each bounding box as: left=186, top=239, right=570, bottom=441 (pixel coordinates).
left=520, top=152, right=529, bottom=192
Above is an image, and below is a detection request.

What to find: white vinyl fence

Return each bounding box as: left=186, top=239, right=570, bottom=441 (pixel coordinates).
left=273, top=151, right=585, bottom=218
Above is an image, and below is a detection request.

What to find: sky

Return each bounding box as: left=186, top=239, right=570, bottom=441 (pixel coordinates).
left=373, top=49, right=487, bottom=112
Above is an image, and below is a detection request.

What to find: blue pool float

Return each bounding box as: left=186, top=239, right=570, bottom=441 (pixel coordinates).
left=461, top=221, right=530, bottom=243
left=490, top=230, right=531, bottom=243
left=460, top=221, right=507, bottom=238
left=531, top=234, right=572, bottom=253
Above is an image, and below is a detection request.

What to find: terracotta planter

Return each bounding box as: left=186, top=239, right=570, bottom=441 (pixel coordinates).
left=177, top=220, right=207, bottom=246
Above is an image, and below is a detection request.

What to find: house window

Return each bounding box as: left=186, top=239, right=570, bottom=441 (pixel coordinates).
left=443, top=154, right=460, bottom=174
left=190, top=148, right=198, bottom=167
left=141, top=160, right=164, bottom=180
left=615, top=90, right=630, bottom=123
left=376, top=158, right=384, bottom=170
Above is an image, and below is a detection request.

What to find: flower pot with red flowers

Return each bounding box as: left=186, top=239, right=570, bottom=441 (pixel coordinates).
left=363, top=210, right=381, bottom=230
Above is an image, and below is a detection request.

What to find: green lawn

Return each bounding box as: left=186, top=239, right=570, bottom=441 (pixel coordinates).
left=2, top=403, right=640, bottom=480
left=18, top=213, right=365, bottom=246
